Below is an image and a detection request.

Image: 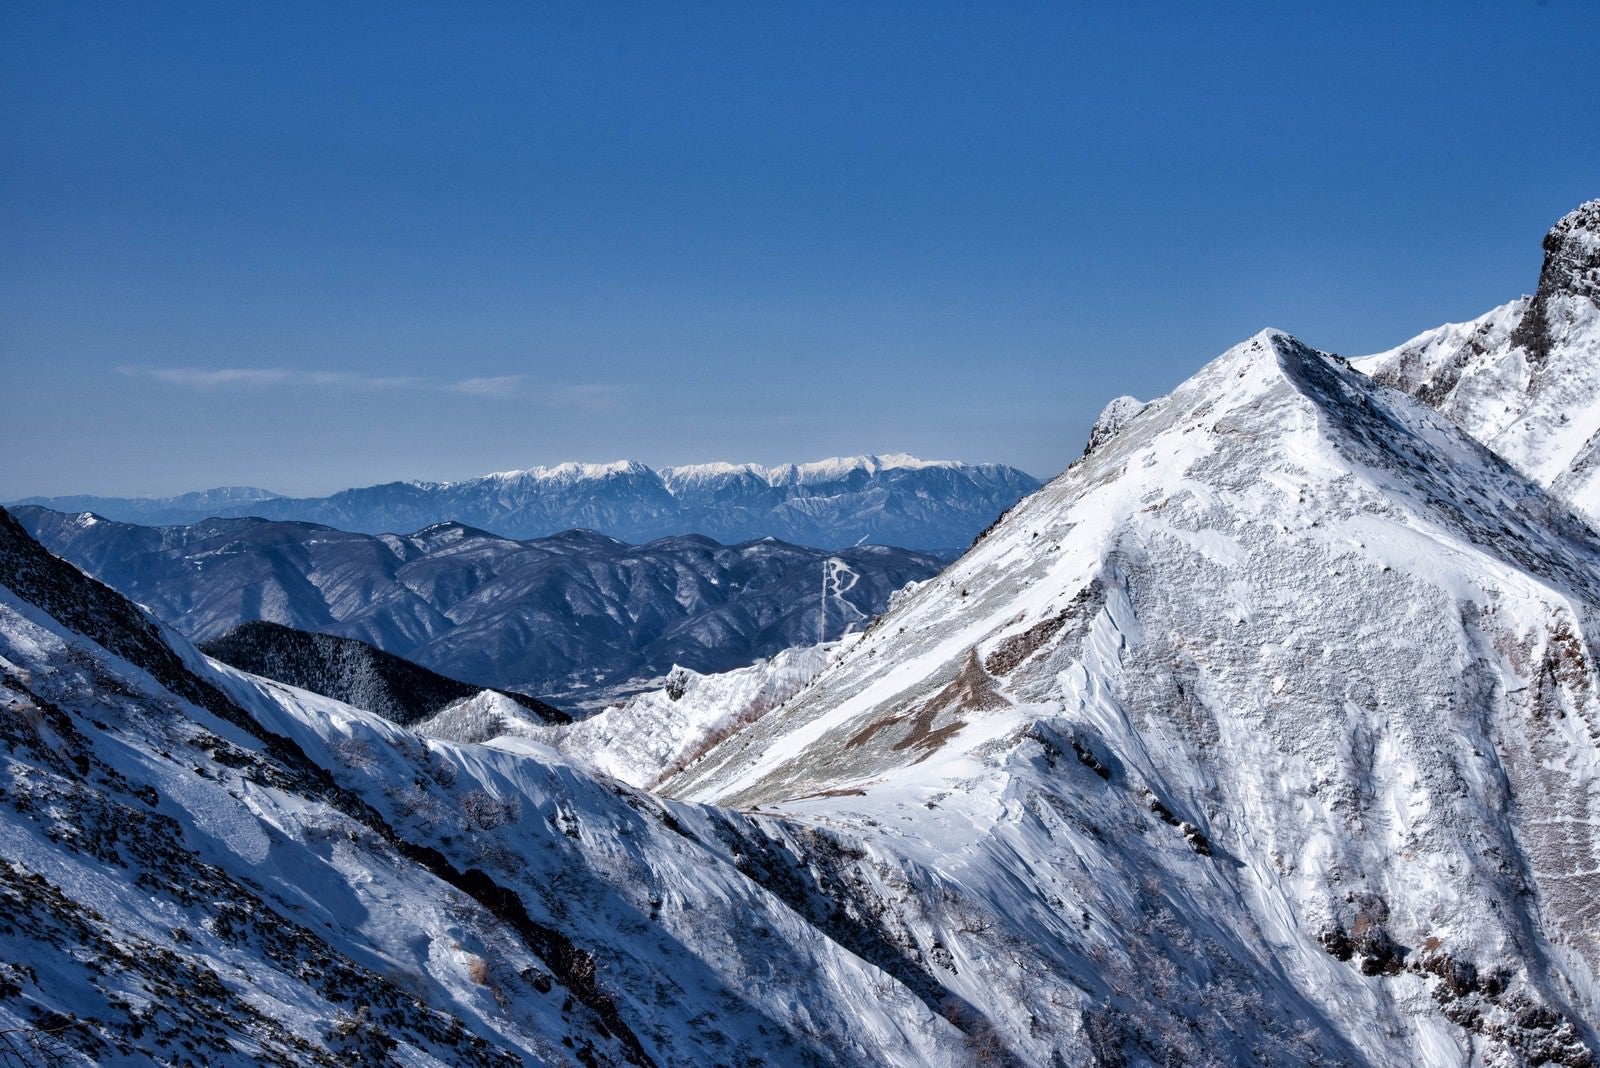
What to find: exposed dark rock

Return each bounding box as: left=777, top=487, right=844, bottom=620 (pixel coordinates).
left=200, top=620, right=570, bottom=725
left=1510, top=199, right=1600, bottom=366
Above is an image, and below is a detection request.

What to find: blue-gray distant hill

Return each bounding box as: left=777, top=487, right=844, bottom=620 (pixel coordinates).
left=12, top=454, right=1040, bottom=555
left=13, top=506, right=944, bottom=707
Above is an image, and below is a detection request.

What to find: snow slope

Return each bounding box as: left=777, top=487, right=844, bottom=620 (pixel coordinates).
left=0, top=507, right=972, bottom=1066
left=1356, top=199, right=1600, bottom=527
left=662, top=330, right=1600, bottom=1065
left=5, top=323, right=1600, bottom=1063
left=507, top=637, right=859, bottom=789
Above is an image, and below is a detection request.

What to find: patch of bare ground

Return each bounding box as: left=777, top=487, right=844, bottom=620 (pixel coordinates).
left=847, top=649, right=1008, bottom=761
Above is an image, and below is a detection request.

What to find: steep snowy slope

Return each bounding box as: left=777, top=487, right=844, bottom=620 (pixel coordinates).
left=0, top=508, right=975, bottom=1066
left=662, top=331, right=1600, bottom=1065
left=14, top=510, right=941, bottom=707
left=1356, top=199, right=1600, bottom=525
left=12, top=454, right=1041, bottom=552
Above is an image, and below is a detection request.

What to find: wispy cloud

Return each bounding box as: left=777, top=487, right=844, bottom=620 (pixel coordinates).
left=450, top=374, right=527, bottom=397
left=135, top=366, right=295, bottom=388
left=119, top=365, right=530, bottom=399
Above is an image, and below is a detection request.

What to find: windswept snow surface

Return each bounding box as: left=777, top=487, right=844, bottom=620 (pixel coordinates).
left=0, top=508, right=967, bottom=1066
left=507, top=638, right=859, bottom=789
left=663, top=331, right=1600, bottom=1065
left=1356, top=199, right=1600, bottom=527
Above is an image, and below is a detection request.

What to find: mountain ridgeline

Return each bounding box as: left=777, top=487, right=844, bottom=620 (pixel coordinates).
left=12, top=453, right=1042, bottom=554
left=1356, top=198, right=1600, bottom=527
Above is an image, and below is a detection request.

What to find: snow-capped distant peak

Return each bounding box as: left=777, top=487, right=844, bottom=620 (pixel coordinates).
left=482, top=459, right=656, bottom=484
left=662, top=453, right=964, bottom=485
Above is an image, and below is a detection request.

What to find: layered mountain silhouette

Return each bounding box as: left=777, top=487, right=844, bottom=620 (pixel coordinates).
left=13, top=508, right=943, bottom=706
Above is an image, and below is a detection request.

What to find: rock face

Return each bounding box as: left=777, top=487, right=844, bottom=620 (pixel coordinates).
left=1083, top=395, right=1148, bottom=456
left=198, top=620, right=570, bottom=726
left=1512, top=198, right=1600, bottom=363
left=11, top=454, right=1042, bottom=554
left=1356, top=199, right=1600, bottom=527
left=663, top=331, right=1600, bottom=1065
left=12, top=508, right=943, bottom=707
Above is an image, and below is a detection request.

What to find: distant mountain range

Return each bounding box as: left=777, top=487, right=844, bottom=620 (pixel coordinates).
left=11, top=453, right=1041, bottom=553
left=13, top=507, right=943, bottom=707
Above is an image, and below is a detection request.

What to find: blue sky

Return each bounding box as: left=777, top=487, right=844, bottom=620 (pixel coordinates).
left=4, top=1, right=1597, bottom=497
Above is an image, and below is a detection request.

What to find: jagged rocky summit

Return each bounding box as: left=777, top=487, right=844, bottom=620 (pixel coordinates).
left=1357, top=199, right=1600, bottom=527
left=11, top=453, right=1042, bottom=554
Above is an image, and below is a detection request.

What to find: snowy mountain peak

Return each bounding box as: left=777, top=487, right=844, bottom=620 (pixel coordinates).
left=652, top=323, right=1600, bottom=1062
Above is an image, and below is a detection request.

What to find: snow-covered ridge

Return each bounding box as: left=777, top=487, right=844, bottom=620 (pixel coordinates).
left=655, top=327, right=1600, bottom=1062
left=479, top=459, right=656, bottom=485
left=504, top=637, right=860, bottom=789
left=664, top=453, right=973, bottom=487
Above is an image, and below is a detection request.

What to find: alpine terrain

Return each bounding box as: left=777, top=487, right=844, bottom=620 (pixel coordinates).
left=3, top=203, right=1600, bottom=1066
left=649, top=328, right=1600, bottom=1064
left=11, top=454, right=1042, bottom=554
left=197, top=621, right=571, bottom=727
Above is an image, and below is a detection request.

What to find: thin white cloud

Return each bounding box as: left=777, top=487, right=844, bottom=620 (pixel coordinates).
left=120, top=365, right=526, bottom=398
left=451, top=375, right=527, bottom=397
left=130, top=366, right=294, bottom=388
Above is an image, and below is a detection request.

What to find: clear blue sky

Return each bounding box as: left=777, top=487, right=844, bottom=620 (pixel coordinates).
left=4, top=1, right=1597, bottom=498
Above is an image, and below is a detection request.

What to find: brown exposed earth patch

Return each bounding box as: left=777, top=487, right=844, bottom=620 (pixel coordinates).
left=847, top=649, right=1008, bottom=760
left=985, top=579, right=1105, bottom=676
